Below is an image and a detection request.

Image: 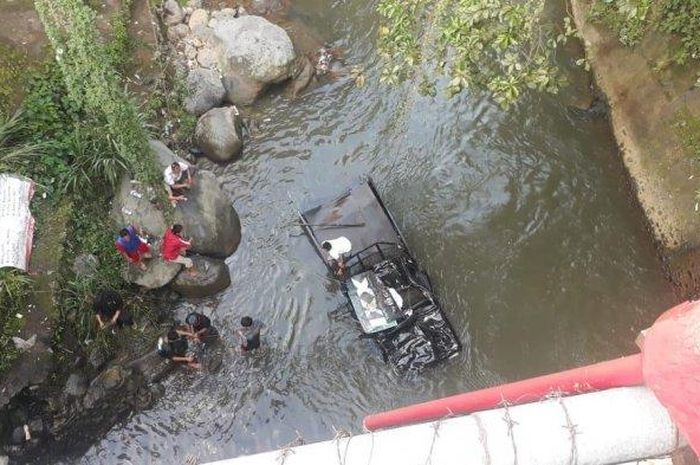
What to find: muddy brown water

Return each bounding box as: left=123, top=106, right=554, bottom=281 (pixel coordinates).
left=54, top=0, right=676, bottom=463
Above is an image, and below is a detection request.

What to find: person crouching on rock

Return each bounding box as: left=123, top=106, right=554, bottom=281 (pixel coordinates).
left=162, top=224, right=197, bottom=274
left=236, top=316, right=263, bottom=353
left=178, top=311, right=218, bottom=343
left=157, top=327, right=200, bottom=369
left=164, top=161, right=195, bottom=207
left=94, top=288, right=133, bottom=331
left=115, top=224, right=152, bottom=271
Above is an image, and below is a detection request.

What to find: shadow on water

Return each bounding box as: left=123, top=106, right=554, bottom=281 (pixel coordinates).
left=66, top=0, right=674, bottom=462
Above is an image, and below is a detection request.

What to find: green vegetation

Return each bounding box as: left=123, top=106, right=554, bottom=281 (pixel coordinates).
left=0, top=269, right=32, bottom=373
left=377, top=0, right=577, bottom=107
left=0, top=0, right=167, bottom=376
left=35, top=0, right=161, bottom=186
left=0, top=44, right=28, bottom=116
left=590, top=0, right=700, bottom=66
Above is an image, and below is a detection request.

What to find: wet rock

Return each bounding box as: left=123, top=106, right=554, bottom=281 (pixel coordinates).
left=171, top=255, right=231, bottom=298
left=11, top=426, right=25, bottom=445
left=194, top=106, right=244, bottom=163
left=128, top=351, right=174, bottom=384
left=83, top=366, right=127, bottom=410
left=188, top=8, right=209, bottom=30
left=287, top=55, right=315, bottom=97
left=163, top=0, right=185, bottom=26
left=64, top=373, right=88, bottom=397
left=150, top=141, right=242, bottom=257
left=72, top=254, right=99, bottom=277
left=209, top=15, right=296, bottom=105
left=185, top=68, right=225, bottom=116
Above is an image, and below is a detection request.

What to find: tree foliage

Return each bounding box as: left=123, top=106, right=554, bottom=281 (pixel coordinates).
left=377, top=0, right=577, bottom=107
left=590, top=0, right=700, bottom=66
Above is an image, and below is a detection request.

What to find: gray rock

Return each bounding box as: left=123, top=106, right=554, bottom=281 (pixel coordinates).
left=72, top=254, right=99, bottom=277
left=64, top=373, right=88, bottom=397
left=163, top=0, right=185, bottom=26
left=171, top=255, right=231, bottom=298
left=110, top=177, right=165, bottom=237
left=122, top=256, right=182, bottom=290
left=0, top=455, right=8, bottom=465
left=209, top=15, right=296, bottom=105
left=287, top=55, right=315, bottom=97
left=167, top=23, right=190, bottom=42
left=185, top=68, right=225, bottom=116
left=194, top=106, right=244, bottom=163
left=197, top=47, right=218, bottom=69
left=128, top=352, right=174, bottom=384
left=188, top=8, right=209, bottom=30
left=149, top=140, right=242, bottom=257
left=187, top=0, right=202, bottom=7
left=83, top=365, right=130, bottom=410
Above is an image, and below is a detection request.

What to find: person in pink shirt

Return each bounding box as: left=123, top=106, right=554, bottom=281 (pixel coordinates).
left=161, top=224, right=196, bottom=273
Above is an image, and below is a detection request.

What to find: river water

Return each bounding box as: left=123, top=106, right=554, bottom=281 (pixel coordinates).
left=68, top=0, right=675, bottom=463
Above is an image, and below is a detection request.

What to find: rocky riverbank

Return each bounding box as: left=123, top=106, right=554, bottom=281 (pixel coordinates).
left=570, top=0, right=700, bottom=300
left=0, top=0, right=331, bottom=462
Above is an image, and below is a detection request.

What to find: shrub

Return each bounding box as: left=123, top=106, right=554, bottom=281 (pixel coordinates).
left=0, top=269, right=32, bottom=373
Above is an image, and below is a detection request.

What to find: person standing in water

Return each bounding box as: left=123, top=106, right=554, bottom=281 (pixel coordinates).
left=177, top=311, right=217, bottom=342
left=236, top=316, right=263, bottom=353
left=321, top=236, right=352, bottom=277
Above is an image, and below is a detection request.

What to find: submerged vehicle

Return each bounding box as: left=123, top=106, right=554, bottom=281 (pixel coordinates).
left=299, top=179, right=461, bottom=373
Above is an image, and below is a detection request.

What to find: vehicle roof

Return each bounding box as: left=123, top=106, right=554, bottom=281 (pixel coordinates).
left=300, top=180, right=404, bottom=258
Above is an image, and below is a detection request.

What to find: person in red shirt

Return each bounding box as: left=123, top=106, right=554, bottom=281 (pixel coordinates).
left=115, top=224, right=152, bottom=271
left=162, top=224, right=195, bottom=272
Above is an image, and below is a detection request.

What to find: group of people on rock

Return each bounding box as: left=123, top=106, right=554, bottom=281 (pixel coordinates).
left=105, top=158, right=263, bottom=370
left=114, top=158, right=198, bottom=271
left=115, top=223, right=196, bottom=273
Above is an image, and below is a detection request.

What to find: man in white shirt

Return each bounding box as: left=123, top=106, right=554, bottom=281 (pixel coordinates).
left=321, top=236, right=352, bottom=277
left=164, top=161, right=194, bottom=207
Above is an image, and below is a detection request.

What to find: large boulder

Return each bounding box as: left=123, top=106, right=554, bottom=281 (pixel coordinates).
left=122, top=256, right=182, bottom=290
left=110, top=141, right=241, bottom=288
left=149, top=140, right=242, bottom=257
left=184, top=67, right=226, bottom=116
left=171, top=255, right=231, bottom=298
left=194, top=106, right=244, bottom=163
left=208, top=14, right=297, bottom=104
left=111, top=177, right=166, bottom=237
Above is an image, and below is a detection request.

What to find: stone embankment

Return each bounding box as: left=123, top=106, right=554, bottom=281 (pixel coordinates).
left=570, top=0, right=700, bottom=299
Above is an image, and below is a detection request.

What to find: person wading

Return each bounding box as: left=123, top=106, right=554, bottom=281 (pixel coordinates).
left=321, top=236, right=352, bottom=277
left=236, top=316, right=263, bottom=353
left=157, top=327, right=200, bottom=369
left=178, top=312, right=217, bottom=342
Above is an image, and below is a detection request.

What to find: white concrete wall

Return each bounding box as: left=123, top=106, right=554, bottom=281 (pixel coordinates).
left=204, top=387, right=680, bottom=465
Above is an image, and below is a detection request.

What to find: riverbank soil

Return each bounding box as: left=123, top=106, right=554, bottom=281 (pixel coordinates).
left=570, top=0, right=700, bottom=299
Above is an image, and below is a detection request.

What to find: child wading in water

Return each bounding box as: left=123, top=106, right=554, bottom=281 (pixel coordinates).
left=236, top=316, right=263, bottom=353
